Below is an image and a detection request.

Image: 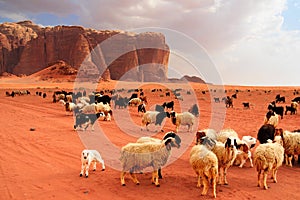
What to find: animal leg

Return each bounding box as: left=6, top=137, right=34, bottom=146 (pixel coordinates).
left=196, top=172, right=202, bottom=188
left=257, top=170, right=261, bottom=187
left=223, top=168, right=228, bottom=185
left=212, top=173, right=217, bottom=198
left=85, top=161, right=91, bottom=177
left=272, top=168, right=278, bottom=183
left=80, top=163, right=85, bottom=177
left=239, top=159, right=246, bottom=168
left=121, top=171, right=126, bottom=186
left=263, top=171, right=268, bottom=190
left=158, top=168, right=162, bottom=179
left=152, top=170, right=160, bottom=187
left=130, top=173, right=140, bottom=185
left=201, top=175, right=209, bottom=196
left=249, top=157, right=254, bottom=168
left=92, top=160, right=97, bottom=171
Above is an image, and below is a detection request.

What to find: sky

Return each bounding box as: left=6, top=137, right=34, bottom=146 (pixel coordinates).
left=0, top=0, right=300, bottom=86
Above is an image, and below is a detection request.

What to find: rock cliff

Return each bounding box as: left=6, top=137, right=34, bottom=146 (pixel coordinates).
left=0, top=21, right=169, bottom=81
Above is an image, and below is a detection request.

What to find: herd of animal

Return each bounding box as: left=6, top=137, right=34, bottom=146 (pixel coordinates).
left=4, top=87, right=300, bottom=198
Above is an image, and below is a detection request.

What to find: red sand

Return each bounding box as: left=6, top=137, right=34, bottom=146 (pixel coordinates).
left=1, top=77, right=300, bottom=200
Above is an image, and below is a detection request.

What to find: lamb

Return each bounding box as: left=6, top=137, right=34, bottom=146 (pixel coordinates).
left=188, top=104, right=199, bottom=117
left=211, top=137, right=238, bottom=185
left=168, top=111, right=195, bottom=133
left=279, top=130, right=300, bottom=167
left=136, top=132, right=181, bottom=179
left=268, top=101, right=284, bottom=119
left=120, top=137, right=178, bottom=187
left=189, top=144, right=218, bottom=198
left=253, top=136, right=284, bottom=190
left=80, top=149, right=105, bottom=178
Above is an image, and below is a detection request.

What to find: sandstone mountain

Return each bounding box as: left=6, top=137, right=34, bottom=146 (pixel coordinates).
left=0, top=21, right=169, bottom=82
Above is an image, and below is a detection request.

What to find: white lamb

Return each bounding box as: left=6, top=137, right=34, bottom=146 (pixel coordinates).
left=80, top=149, right=105, bottom=178
left=281, top=130, right=300, bottom=167
left=211, top=137, right=238, bottom=185
left=120, top=137, right=178, bottom=187
left=190, top=144, right=218, bottom=198
left=169, top=111, right=195, bottom=133
left=253, top=136, right=284, bottom=190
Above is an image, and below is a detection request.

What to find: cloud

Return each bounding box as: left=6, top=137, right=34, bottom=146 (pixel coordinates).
left=0, top=0, right=300, bottom=85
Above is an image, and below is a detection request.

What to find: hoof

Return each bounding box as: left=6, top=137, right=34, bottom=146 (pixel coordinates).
left=102, top=169, right=105, bottom=171
left=80, top=174, right=83, bottom=177
left=156, top=184, right=160, bottom=187
left=93, top=169, right=96, bottom=171
left=136, top=183, right=140, bottom=185
left=158, top=176, right=163, bottom=179
left=85, top=175, right=88, bottom=178
left=122, top=184, right=126, bottom=186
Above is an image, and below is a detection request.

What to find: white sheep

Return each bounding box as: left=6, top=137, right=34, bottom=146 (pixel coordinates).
left=136, top=132, right=181, bottom=179
left=80, top=149, right=105, bottom=178
left=263, top=111, right=279, bottom=127
left=95, top=102, right=112, bottom=121
left=80, top=103, right=97, bottom=114
left=216, top=128, right=240, bottom=143
left=120, top=137, right=178, bottom=187
left=281, top=130, right=300, bottom=167
left=190, top=144, right=218, bottom=198
left=128, top=98, right=142, bottom=106
left=141, top=111, right=167, bottom=131
left=169, top=111, right=195, bottom=133
left=253, top=136, right=284, bottom=190
left=211, top=137, right=238, bottom=185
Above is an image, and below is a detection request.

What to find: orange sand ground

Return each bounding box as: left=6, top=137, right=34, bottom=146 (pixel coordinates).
left=1, top=76, right=300, bottom=200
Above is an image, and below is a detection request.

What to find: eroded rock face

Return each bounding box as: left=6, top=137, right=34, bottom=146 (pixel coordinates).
left=0, top=21, right=169, bottom=81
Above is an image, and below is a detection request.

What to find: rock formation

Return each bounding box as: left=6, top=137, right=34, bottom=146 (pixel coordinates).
left=0, top=21, right=170, bottom=82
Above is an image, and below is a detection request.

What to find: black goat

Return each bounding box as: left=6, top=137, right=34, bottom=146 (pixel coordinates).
left=162, top=101, right=174, bottom=110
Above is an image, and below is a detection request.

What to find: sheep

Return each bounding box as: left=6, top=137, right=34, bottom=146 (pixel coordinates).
left=168, top=111, right=195, bottom=133
left=279, top=130, right=300, bottom=167
left=120, top=137, right=179, bottom=187
left=189, top=144, right=218, bottom=198
left=141, top=111, right=169, bottom=131
left=264, top=110, right=279, bottom=127
left=257, top=124, right=275, bottom=144
left=216, top=128, right=240, bottom=143
left=211, top=137, right=238, bottom=185
left=253, top=136, right=284, bottom=190
left=136, top=132, right=181, bottom=179
left=137, top=103, right=146, bottom=115
left=80, top=149, right=105, bottom=178
left=233, top=136, right=257, bottom=168
left=196, top=129, right=217, bottom=145
left=94, top=102, right=112, bottom=121
left=128, top=98, right=142, bottom=106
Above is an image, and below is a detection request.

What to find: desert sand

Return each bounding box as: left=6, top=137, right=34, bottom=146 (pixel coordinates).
left=1, top=76, right=300, bottom=200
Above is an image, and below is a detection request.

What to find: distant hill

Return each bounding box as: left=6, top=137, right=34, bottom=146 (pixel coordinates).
left=168, top=75, right=205, bottom=83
